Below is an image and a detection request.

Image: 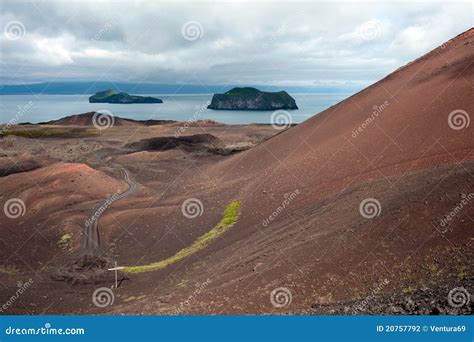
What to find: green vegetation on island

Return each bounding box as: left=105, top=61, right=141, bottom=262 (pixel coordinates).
left=89, top=89, right=163, bottom=104
left=208, top=87, right=298, bottom=110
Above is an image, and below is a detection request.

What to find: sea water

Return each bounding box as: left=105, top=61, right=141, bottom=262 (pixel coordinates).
left=0, top=93, right=349, bottom=125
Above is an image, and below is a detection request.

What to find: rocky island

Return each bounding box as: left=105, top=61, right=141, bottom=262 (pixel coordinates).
left=207, top=87, right=298, bottom=110
left=89, top=90, right=163, bottom=104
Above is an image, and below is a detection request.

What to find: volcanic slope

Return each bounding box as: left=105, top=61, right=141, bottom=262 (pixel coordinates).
left=1, top=30, right=472, bottom=315
left=114, top=29, right=474, bottom=314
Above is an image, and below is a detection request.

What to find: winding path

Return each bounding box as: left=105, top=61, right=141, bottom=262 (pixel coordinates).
left=82, top=166, right=138, bottom=256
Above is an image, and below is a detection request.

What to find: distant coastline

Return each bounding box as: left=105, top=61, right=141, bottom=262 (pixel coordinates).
left=0, top=81, right=363, bottom=95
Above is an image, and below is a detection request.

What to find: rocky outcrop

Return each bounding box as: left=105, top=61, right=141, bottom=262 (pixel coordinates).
left=207, top=87, right=298, bottom=110
left=89, top=90, right=163, bottom=104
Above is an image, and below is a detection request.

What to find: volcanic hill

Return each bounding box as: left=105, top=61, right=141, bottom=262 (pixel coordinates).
left=0, top=29, right=472, bottom=315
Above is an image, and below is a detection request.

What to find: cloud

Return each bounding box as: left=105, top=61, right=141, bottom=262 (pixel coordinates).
left=0, top=1, right=471, bottom=87
left=34, top=36, right=74, bottom=65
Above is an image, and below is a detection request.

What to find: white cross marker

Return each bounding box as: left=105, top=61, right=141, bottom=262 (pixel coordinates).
left=108, top=261, right=125, bottom=288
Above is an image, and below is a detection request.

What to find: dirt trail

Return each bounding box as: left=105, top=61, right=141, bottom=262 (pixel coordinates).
left=82, top=166, right=138, bottom=258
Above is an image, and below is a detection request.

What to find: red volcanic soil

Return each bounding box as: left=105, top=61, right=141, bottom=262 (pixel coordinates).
left=41, top=112, right=175, bottom=126
left=1, top=29, right=473, bottom=315
left=0, top=163, right=126, bottom=274
left=0, top=152, right=52, bottom=177
left=206, top=29, right=474, bottom=205
left=114, top=28, right=472, bottom=314
left=184, top=28, right=473, bottom=312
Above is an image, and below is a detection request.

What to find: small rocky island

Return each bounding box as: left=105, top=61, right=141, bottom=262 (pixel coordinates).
left=207, top=87, right=298, bottom=110
left=89, top=90, right=163, bottom=104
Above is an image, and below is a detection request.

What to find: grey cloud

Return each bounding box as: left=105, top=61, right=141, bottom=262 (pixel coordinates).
left=0, top=1, right=471, bottom=86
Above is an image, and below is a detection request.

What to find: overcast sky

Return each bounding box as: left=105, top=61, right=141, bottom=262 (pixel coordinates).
left=0, top=0, right=472, bottom=88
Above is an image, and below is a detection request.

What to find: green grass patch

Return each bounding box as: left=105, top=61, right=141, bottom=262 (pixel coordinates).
left=122, top=294, right=146, bottom=302
left=57, top=233, right=73, bottom=253
left=0, top=265, right=19, bottom=275
left=124, top=200, right=241, bottom=273
left=1, top=127, right=98, bottom=139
